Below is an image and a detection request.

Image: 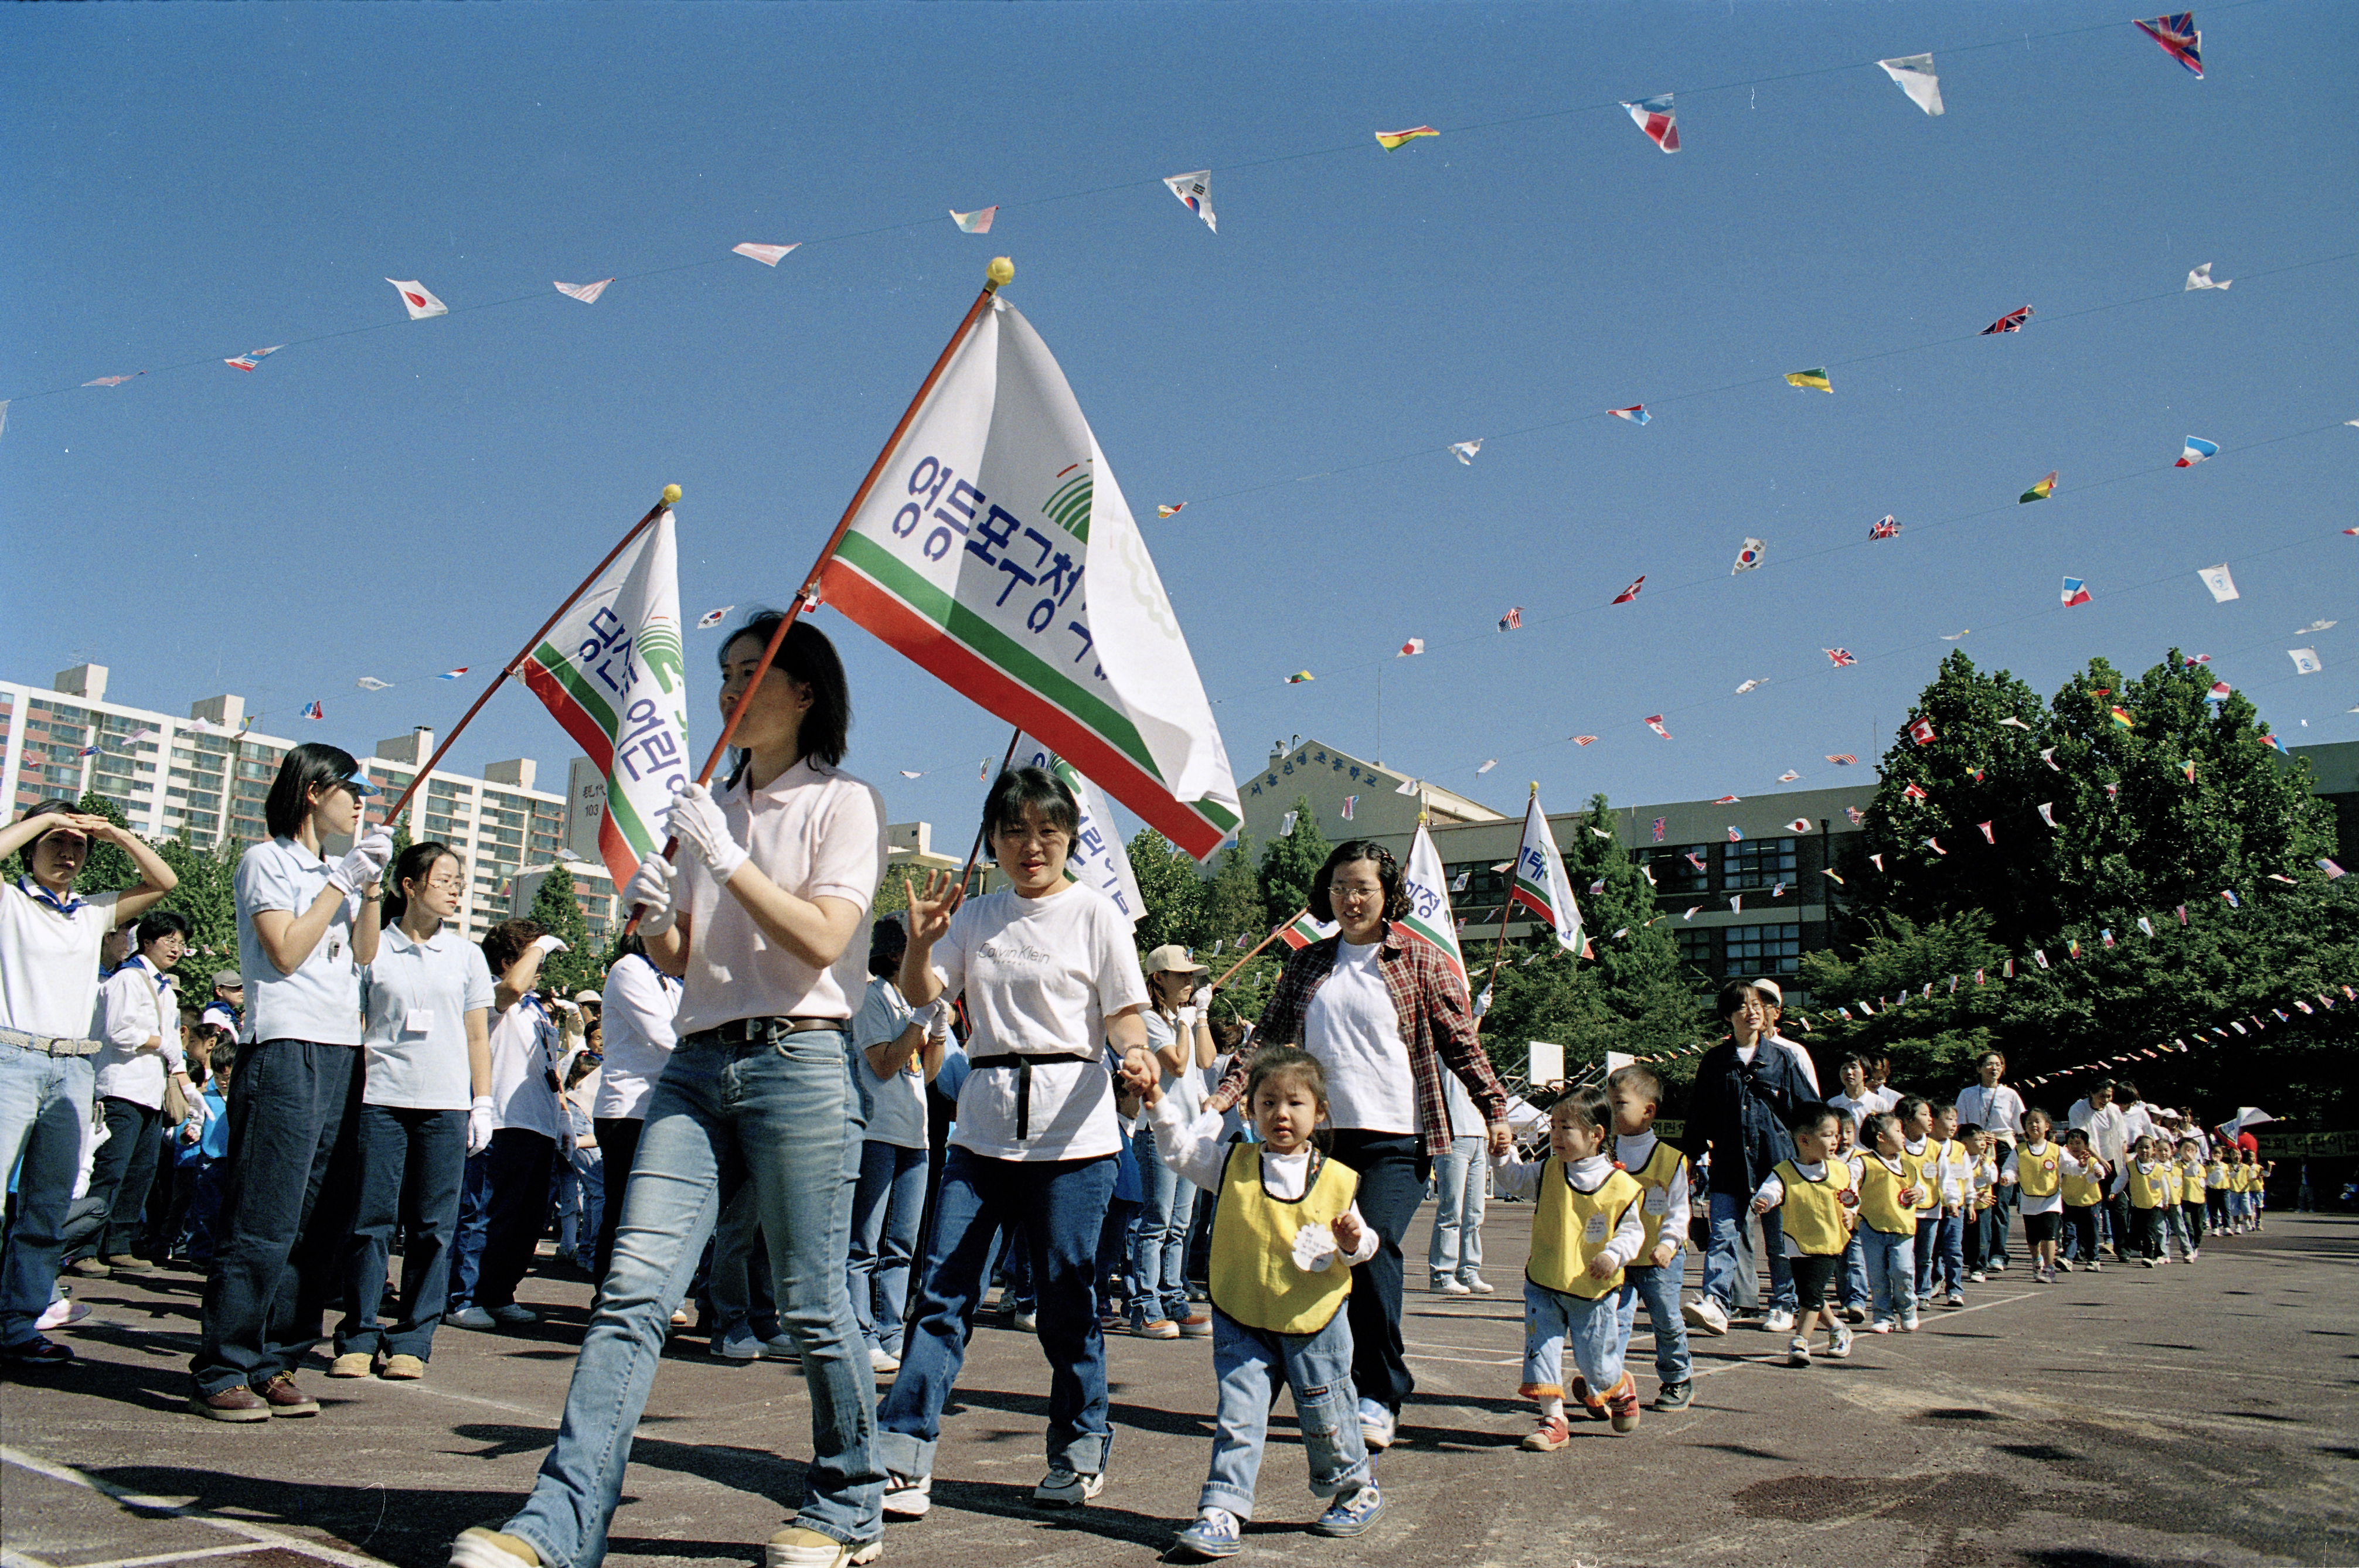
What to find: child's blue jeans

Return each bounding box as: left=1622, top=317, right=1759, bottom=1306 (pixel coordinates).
left=1201, top=1305, right=1370, bottom=1520
left=1615, top=1263, right=1690, bottom=1386
left=1860, top=1226, right=1914, bottom=1323
left=1837, top=1232, right=1870, bottom=1311
left=1521, top=1278, right=1626, bottom=1399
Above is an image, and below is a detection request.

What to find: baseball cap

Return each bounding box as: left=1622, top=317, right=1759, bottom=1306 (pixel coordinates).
left=1142, top=944, right=1209, bottom=977
left=1752, top=977, right=1783, bottom=1005
left=212, top=970, right=243, bottom=990
left=574, top=990, right=602, bottom=1005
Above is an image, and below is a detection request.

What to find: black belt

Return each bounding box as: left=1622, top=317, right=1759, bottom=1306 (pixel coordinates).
left=689, top=1015, right=847, bottom=1047
left=968, top=1052, right=1099, bottom=1141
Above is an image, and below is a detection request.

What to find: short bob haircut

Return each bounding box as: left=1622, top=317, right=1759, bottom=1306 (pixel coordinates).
left=869, top=911, right=909, bottom=978
left=721, top=612, right=852, bottom=771
left=264, top=743, right=366, bottom=841
left=482, top=916, right=546, bottom=977
left=135, top=908, right=192, bottom=948
left=15, top=799, right=90, bottom=863
left=1716, top=977, right=1770, bottom=1021
left=1308, top=840, right=1409, bottom=925
left=982, top=765, right=1080, bottom=843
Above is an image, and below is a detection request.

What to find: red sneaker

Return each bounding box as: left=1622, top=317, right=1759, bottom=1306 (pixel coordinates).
left=1519, top=1413, right=1572, bottom=1451
left=1570, top=1375, right=1609, bottom=1421
left=1605, top=1373, right=1642, bottom=1436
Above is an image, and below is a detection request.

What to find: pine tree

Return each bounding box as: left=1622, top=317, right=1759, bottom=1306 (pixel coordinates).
left=1128, top=827, right=1207, bottom=955
left=1200, top=831, right=1264, bottom=953
left=156, top=831, right=241, bottom=990
left=1257, top=796, right=1331, bottom=930
left=524, top=862, right=602, bottom=997
left=72, top=790, right=142, bottom=895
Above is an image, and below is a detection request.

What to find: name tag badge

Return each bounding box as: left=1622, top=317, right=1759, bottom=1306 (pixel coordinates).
left=1583, top=1214, right=1609, bottom=1244
left=404, top=1008, right=435, bottom=1034
left=1644, top=1189, right=1670, bottom=1215
left=329, top=938, right=342, bottom=964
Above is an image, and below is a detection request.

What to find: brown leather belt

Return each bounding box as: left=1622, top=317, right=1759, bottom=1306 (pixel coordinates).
left=690, top=1015, right=847, bottom=1047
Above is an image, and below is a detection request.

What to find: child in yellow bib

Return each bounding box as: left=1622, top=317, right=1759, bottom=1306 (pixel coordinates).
left=1608, top=1065, right=1693, bottom=1412
left=1492, top=1085, right=1646, bottom=1450
left=2125, top=1136, right=2173, bottom=1265
left=2013, top=1110, right=2068, bottom=1283
left=2174, top=1138, right=2207, bottom=1260
left=2060, top=1127, right=2108, bottom=1272
left=1751, top=1102, right=1858, bottom=1366
left=2203, top=1152, right=2230, bottom=1233
left=1140, top=1048, right=1384, bottom=1556
left=1853, top=1110, right=1924, bottom=1332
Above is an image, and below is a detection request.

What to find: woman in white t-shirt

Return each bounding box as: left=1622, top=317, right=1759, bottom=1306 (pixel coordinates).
left=847, top=914, right=948, bottom=1375
left=0, top=800, right=176, bottom=1367
left=876, top=766, right=1158, bottom=1520
left=587, top=935, right=679, bottom=1284
left=332, top=840, right=493, bottom=1379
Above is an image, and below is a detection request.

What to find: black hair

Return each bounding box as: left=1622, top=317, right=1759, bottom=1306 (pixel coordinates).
left=1865, top=1110, right=1904, bottom=1146
left=482, top=916, right=545, bottom=977
left=1896, top=1095, right=1931, bottom=1124
left=2025, top=1106, right=2055, bottom=1133
left=135, top=908, right=191, bottom=948
left=869, top=912, right=908, bottom=978
left=1839, top=1052, right=1873, bottom=1076
left=1717, top=978, right=1771, bottom=1022
left=1787, top=1099, right=1840, bottom=1138
left=1308, top=840, right=1409, bottom=924
left=1958, top=1121, right=1984, bottom=1140
left=1244, top=1046, right=1329, bottom=1111
left=612, top=931, right=648, bottom=968
left=982, top=765, right=1080, bottom=845
left=1606, top=1062, right=1663, bottom=1105
left=720, top=612, right=852, bottom=779
left=2115, top=1079, right=2142, bottom=1105
left=264, top=742, right=365, bottom=840
left=1553, top=1083, right=1613, bottom=1137
left=2064, top=1124, right=2092, bottom=1144
left=380, top=841, right=458, bottom=930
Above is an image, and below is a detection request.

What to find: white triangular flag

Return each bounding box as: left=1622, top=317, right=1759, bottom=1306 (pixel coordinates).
left=1877, top=54, right=1945, bottom=115
left=2289, top=647, right=2324, bottom=676
left=1281, top=810, right=1298, bottom=837
left=1449, top=439, right=1483, bottom=465
left=2198, top=564, right=2238, bottom=602
left=733, top=243, right=799, bottom=266
left=2184, top=263, right=2230, bottom=291
left=1163, top=171, right=1216, bottom=233
left=386, top=279, right=448, bottom=320
left=554, top=279, right=612, bottom=304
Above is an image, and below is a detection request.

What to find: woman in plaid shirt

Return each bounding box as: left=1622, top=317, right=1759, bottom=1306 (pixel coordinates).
left=1206, top=841, right=1510, bottom=1454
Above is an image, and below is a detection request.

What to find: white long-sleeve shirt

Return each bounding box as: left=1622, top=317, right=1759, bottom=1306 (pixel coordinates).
left=1490, top=1150, right=1648, bottom=1273
left=1614, top=1130, right=1690, bottom=1258
left=1956, top=1083, right=2026, bottom=1144
left=1147, top=1096, right=1378, bottom=1267
left=93, top=956, right=186, bottom=1109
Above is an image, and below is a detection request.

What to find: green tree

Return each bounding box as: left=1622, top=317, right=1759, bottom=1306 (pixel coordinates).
left=156, top=832, right=241, bottom=990
left=1200, top=831, right=1264, bottom=954
left=1257, top=796, right=1331, bottom=930
left=525, top=863, right=602, bottom=997
left=72, top=791, right=142, bottom=895
left=1128, top=827, right=1206, bottom=955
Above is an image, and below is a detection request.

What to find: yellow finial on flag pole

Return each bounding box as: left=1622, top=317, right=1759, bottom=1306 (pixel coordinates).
left=661, top=484, right=682, bottom=505
left=1530, top=780, right=1541, bottom=794
left=987, top=257, right=1015, bottom=289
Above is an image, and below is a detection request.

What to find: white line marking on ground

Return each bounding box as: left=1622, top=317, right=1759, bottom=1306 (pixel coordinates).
left=67, top=1543, right=274, bottom=1568
left=0, top=1446, right=390, bottom=1568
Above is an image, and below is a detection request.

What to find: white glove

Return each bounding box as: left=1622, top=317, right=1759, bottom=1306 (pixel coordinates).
left=924, top=1000, right=953, bottom=1042
left=468, top=1096, right=496, bottom=1155
left=624, top=855, right=679, bottom=937
left=328, top=829, right=395, bottom=896
left=533, top=933, right=570, bottom=956
left=1175, top=1005, right=1200, bottom=1031
left=663, top=783, right=750, bottom=882
left=1190, top=983, right=1212, bottom=1013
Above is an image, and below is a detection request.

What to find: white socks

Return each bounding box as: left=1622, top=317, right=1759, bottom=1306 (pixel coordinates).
left=1538, top=1395, right=1565, bottom=1420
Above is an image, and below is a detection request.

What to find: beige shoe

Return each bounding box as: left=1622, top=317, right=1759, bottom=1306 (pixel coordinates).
left=382, top=1354, right=427, bottom=1380
left=764, top=1527, right=881, bottom=1568
left=328, top=1353, right=375, bottom=1378
left=449, top=1528, right=540, bottom=1568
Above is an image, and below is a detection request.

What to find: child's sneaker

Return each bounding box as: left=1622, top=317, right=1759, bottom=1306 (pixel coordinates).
left=1311, top=1484, right=1385, bottom=1538
left=1520, top=1413, right=1572, bottom=1451
left=1788, top=1336, right=1812, bottom=1368
left=1605, top=1374, right=1642, bottom=1435
left=1943, top=1289, right=1966, bottom=1308
left=1968, top=1269, right=1988, bottom=1283
left=1650, top=1379, right=1692, bottom=1412
left=1826, top=1327, right=1854, bottom=1360
left=1870, top=1318, right=1895, bottom=1335
left=1172, top=1508, right=1242, bottom=1560
left=1900, top=1310, right=1921, bottom=1332
left=1570, top=1375, right=1609, bottom=1422
left=1681, top=1296, right=1730, bottom=1337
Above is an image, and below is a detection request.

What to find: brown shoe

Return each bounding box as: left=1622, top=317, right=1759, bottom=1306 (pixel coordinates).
left=328, top=1352, right=375, bottom=1378
left=382, top=1354, right=427, bottom=1380
left=105, top=1254, right=155, bottom=1274
left=255, top=1372, right=320, bottom=1416
left=64, top=1257, right=110, bottom=1278
left=189, top=1385, right=273, bottom=1422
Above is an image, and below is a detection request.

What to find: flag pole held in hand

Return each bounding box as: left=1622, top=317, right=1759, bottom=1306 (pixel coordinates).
left=625, top=261, right=1015, bottom=935
left=382, top=485, right=682, bottom=829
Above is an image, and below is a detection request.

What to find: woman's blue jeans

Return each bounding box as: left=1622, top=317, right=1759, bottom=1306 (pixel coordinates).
left=499, top=1025, right=880, bottom=1560
left=876, top=1147, right=1116, bottom=1481
left=847, top=1140, right=928, bottom=1356
left=1130, top=1119, right=1197, bottom=1321
left=1703, top=1190, right=1795, bottom=1313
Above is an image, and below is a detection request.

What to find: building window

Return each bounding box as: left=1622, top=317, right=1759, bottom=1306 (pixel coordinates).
left=1724, top=922, right=1802, bottom=977
left=1721, top=837, right=1798, bottom=891
left=1676, top=928, right=1714, bottom=969
left=1645, top=844, right=1712, bottom=895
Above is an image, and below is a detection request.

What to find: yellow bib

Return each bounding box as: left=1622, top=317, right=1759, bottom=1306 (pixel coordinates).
left=2017, top=1142, right=2062, bottom=1198
left=2060, top=1157, right=2102, bottom=1207
left=1856, top=1151, right=1922, bottom=1235
left=1772, top=1159, right=1856, bottom=1256
left=1905, top=1141, right=1942, bottom=1215
left=2127, top=1161, right=2170, bottom=1209
left=2235, top=1164, right=2256, bottom=1192
left=1623, top=1137, right=1687, bottom=1258
left=2177, top=1161, right=2204, bottom=1201
left=2204, top=1161, right=2228, bottom=1189
left=1209, top=1143, right=1359, bottom=1335
left=1528, top=1162, right=1643, bottom=1298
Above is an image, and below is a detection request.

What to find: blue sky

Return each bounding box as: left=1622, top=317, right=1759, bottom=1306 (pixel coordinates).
left=4, top=1, right=2353, bottom=844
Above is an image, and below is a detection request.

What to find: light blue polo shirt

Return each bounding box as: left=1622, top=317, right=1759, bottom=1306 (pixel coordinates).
left=235, top=837, right=363, bottom=1047
left=362, top=922, right=495, bottom=1110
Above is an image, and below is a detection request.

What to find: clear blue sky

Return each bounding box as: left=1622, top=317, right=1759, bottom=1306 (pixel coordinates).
left=4, top=2, right=2353, bottom=844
